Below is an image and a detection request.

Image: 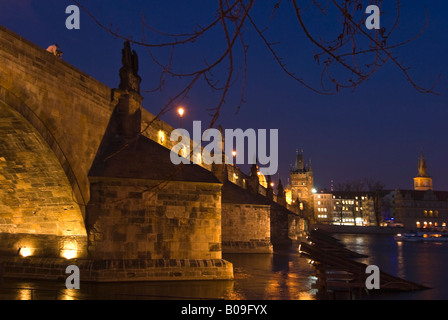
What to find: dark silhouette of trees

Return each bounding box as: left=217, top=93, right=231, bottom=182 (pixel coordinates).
left=335, top=177, right=385, bottom=192
left=72, top=0, right=439, bottom=128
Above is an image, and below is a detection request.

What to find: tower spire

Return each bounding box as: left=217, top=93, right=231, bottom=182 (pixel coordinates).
left=413, top=150, right=432, bottom=191
left=418, top=150, right=429, bottom=177
left=293, top=148, right=305, bottom=171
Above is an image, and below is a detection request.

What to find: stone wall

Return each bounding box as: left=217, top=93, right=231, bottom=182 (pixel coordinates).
left=0, top=25, right=212, bottom=217
left=270, top=204, right=304, bottom=247
left=0, top=101, right=87, bottom=258
left=221, top=203, right=273, bottom=253
left=0, top=26, right=114, bottom=214
left=1, top=256, right=233, bottom=282
left=86, top=178, right=223, bottom=260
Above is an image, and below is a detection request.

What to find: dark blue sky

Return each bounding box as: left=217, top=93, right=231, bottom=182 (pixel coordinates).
left=1, top=0, right=447, bottom=191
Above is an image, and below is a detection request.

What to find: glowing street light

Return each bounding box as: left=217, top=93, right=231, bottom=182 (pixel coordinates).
left=177, top=107, right=185, bottom=128
left=231, top=150, right=237, bottom=165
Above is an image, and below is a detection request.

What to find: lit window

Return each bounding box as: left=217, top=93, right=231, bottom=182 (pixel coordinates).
left=429, top=210, right=433, bottom=217
left=424, top=210, right=428, bottom=217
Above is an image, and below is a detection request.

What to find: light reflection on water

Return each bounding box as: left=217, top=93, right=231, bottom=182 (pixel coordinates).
left=2, top=234, right=447, bottom=300
left=0, top=250, right=317, bottom=300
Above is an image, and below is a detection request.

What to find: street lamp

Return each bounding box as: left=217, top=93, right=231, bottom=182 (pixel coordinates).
left=177, top=107, right=184, bottom=128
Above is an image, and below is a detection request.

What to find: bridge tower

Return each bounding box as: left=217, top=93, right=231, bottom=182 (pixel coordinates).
left=290, top=149, right=314, bottom=221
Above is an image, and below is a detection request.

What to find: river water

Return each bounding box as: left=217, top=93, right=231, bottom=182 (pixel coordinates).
left=0, top=234, right=447, bottom=300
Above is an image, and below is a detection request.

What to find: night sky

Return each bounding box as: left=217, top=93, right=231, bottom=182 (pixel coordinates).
left=1, top=0, right=447, bottom=191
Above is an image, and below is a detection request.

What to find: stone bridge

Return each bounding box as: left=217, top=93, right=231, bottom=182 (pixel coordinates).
left=0, top=26, right=306, bottom=282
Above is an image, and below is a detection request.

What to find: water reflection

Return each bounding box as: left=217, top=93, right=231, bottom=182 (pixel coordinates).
left=334, top=234, right=448, bottom=300
left=396, top=241, right=405, bottom=279
left=18, top=288, right=32, bottom=300
left=224, top=252, right=316, bottom=300
left=0, top=251, right=317, bottom=300
left=4, top=235, right=448, bottom=300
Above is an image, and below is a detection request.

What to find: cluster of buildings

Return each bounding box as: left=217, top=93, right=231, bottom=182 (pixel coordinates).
left=291, top=150, right=448, bottom=232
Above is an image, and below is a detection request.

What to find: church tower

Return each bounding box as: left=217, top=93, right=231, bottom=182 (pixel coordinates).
left=413, top=151, right=433, bottom=191
left=290, top=149, right=314, bottom=220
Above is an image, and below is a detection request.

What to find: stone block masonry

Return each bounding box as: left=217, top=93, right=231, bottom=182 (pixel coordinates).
left=1, top=257, right=233, bottom=282
left=0, top=25, right=212, bottom=219
left=221, top=203, right=273, bottom=253
left=0, top=100, right=87, bottom=258
left=87, top=178, right=223, bottom=261
left=0, top=25, right=307, bottom=283
left=0, top=25, right=231, bottom=281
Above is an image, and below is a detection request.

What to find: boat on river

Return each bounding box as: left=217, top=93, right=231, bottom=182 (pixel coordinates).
left=394, top=231, right=448, bottom=242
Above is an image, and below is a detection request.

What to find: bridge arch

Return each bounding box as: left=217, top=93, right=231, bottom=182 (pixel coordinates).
left=0, top=85, right=86, bottom=213
left=0, top=99, right=87, bottom=258
left=0, top=25, right=117, bottom=219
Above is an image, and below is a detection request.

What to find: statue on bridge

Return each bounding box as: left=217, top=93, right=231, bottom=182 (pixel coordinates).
left=119, top=41, right=142, bottom=94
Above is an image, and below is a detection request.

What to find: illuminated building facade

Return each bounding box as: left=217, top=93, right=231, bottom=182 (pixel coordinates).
left=382, top=151, right=448, bottom=231
left=388, top=190, right=448, bottom=231
left=313, top=191, right=377, bottom=226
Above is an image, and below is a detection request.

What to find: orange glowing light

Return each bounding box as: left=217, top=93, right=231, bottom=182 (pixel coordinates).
left=19, top=247, right=33, bottom=257
left=61, top=241, right=78, bottom=259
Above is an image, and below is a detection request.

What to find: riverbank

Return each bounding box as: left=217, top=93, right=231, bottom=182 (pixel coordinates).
left=311, top=224, right=403, bottom=235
